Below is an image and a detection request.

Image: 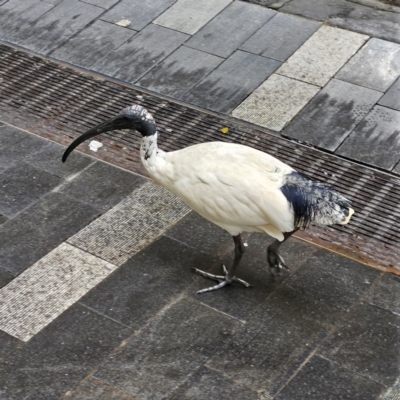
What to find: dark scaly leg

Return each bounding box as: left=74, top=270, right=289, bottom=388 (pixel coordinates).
left=194, top=234, right=251, bottom=294
left=267, top=230, right=298, bottom=275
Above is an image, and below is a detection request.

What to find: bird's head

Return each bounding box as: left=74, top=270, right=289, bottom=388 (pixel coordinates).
left=62, top=105, right=156, bottom=162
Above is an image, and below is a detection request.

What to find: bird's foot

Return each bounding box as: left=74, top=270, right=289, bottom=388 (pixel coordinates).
left=194, top=265, right=251, bottom=294
left=267, top=252, right=288, bottom=276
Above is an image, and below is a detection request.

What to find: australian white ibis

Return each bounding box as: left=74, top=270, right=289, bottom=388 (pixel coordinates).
left=62, top=105, right=354, bottom=294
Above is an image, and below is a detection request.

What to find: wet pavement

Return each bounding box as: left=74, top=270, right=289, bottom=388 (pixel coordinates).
left=1, top=0, right=400, bottom=399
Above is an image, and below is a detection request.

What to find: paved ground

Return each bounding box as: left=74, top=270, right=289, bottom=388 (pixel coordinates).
left=1, top=0, right=400, bottom=399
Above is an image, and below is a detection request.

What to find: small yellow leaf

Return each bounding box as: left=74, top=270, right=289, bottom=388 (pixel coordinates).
left=220, top=127, right=229, bottom=134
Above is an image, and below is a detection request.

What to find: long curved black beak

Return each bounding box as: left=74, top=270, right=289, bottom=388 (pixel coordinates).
left=62, top=115, right=132, bottom=163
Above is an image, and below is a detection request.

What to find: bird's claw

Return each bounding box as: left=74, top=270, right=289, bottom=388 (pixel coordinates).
left=194, top=265, right=252, bottom=294
left=268, top=253, right=288, bottom=276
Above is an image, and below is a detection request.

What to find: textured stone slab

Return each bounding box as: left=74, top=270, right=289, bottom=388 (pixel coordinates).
left=63, top=378, right=132, bottom=399
left=170, top=366, right=259, bottom=400
left=285, top=249, right=381, bottom=310
left=94, top=298, right=240, bottom=399
left=284, top=79, right=382, bottom=150
left=367, top=273, right=400, bottom=316
left=153, top=0, right=232, bottom=35
left=68, top=180, right=190, bottom=265
left=379, top=77, right=400, bottom=111
left=0, top=163, right=62, bottom=217
left=80, top=236, right=216, bottom=329
left=275, top=355, right=385, bottom=400
left=0, top=192, right=100, bottom=275
left=207, top=286, right=343, bottom=393
left=383, top=379, right=400, bottom=400
left=240, top=13, right=320, bottom=62
left=183, top=51, right=281, bottom=113
left=52, top=20, right=136, bottom=69
left=0, top=304, right=131, bottom=399
left=0, top=331, right=21, bottom=361
left=0, top=243, right=117, bottom=341
left=232, top=74, right=319, bottom=131
left=0, top=269, right=14, bottom=289
left=336, top=38, right=400, bottom=92
left=277, top=25, right=368, bottom=87
left=319, top=302, right=400, bottom=387
left=100, top=0, right=176, bottom=30
left=138, top=46, right=223, bottom=99
left=185, top=2, right=275, bottom=58
left=14, top=0, right=104, bottom=55
left=93, top=24, right=189, bottom=83
left=81, top=0, right=119, bottom=8
left=59, top=161, right=146, bottom=212
left=337, top=105, right=400, bottom=170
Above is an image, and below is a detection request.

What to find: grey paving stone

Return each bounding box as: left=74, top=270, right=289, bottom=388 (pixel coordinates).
left=0, top=125, right=50, bottom=170
left=379, top=77, right=400, bottom=111
left=80, top=235, right=217, bottom=329
left=286, top=249, right=381, bottom=310
left=0, top=192, right=100, bottom=275
left=0, top=243, right=117, bottom=342
left=319, top=302, right=400, bottom=387
left=59, top=161, right=146, bottom=212
left=0, top=214, right=7, bottom=225
left=0, top=268, right=14, bottom=289
left=153, top=0, right=232, bottom=35
left=166, top=212, right=233, bottom=257
left=183, top=50, right=281, bottom=113
left=100, top=0, right=176, bottom=30
left=170, top=366, right=259, bottom=400
left=25, top=141, right=94, bottom=179
left=240, top=13, right=320, bottom=62
left=81, top=0, right=119, bottom=8
left=12, top=0, right=104, bottom=55
left=336, top=105, right=400, bottom=170
left=0, top=163, right=62, bottom=218
left=284, top=79, right=382, bottom=151
left=94, top=298, right=240, bottom=399
left=232, top=74, right=320, bottom=131
left=0, top=304, right=132, bottom=399
left=280, top=0, right=400, bottom=44
left=277, top=25, right=368, bottom=87
left=52, top=20, right=136, bottom=69
left=336, top=38, right=400, bottom=92
left=137, top=46, right=223, bottom=98
left=93, top=24, right=189, bottom=83
left=0, top=0, right=54, bottom=42
left=0, top=331, right=21, bottom=361
left=207, top=286, right=343, bottom=393
left=367, top=273, right=400, bottom=316
left=185, top=1, right=275, bottom=58
left=64, top=378, right=132, bottom=399
left=275, top=355, right=385, bottom=400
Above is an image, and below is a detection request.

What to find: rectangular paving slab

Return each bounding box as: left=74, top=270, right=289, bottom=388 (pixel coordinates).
left=0, top=242, right=117, bottom=341
left=283, top=79, right=382, bottom=150
left=379, top=77, right=400, bottom=111
left=366, top=273, right=400, bottom=316
left=183, top=50, right=281, bottom=113
left=100, top=0, right=176, bottom=31
left=232, top=74, right=320, bottom=131
left=153, top=0, right=232, bottom=35
left=81, top=0, right=119, bottom=8
left=239, top=13, right=320, bottom=62
left=276, top=25, right=368, bottom=87
left=184, top=1, right=276, bottom=58
left=93, top=298, right=240, bottom=400
left=336, top=105, right=400, bottom=170
left=336, top=38, right=400, bottom=92
left=137, top=46, right=223, bottom=98
left=92, top=24, right=189, bottom=83
left=52, top=20, right=137, bottom=69
left=11, top=0, right=104, bottom=55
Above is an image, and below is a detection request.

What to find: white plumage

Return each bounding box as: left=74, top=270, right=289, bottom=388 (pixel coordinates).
left=62, top=105, right=354, bottom=294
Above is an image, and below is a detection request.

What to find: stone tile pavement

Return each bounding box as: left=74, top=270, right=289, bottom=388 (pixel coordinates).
left=1, top=0, right=400, bottom=398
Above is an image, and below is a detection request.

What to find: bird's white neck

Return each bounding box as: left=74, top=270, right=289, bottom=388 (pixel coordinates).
left=140, top=133, right=158, bottom=165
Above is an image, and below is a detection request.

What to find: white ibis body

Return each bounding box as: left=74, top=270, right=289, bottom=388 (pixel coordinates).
left=62, top=105, right=354, bottom=294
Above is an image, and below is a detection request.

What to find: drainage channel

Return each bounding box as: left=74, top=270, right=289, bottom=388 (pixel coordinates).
left=0, top=43, right=399, bottom=272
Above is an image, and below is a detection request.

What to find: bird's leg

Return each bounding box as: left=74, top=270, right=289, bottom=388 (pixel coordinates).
left=194, top=234, right=251, bottom=294
left=267, top=229, right=298, bottom=276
